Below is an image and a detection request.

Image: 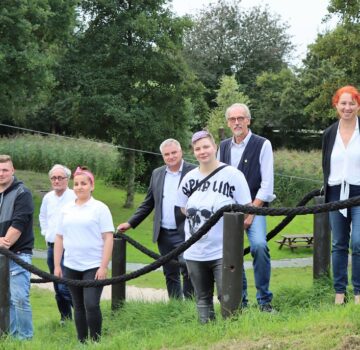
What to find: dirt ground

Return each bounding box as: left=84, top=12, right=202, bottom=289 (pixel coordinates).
left=31, top=275, right=169, bottom=302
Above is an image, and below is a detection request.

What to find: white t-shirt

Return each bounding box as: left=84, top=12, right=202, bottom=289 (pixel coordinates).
left=177, top=164, right=251, bottom=261
left=57, top=197, right=115, bottom=271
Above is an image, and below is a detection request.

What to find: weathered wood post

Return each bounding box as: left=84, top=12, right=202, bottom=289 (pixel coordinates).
left=0, top=254, right=10, bottom=336
left=111, top=236, right=126, bottom=310
left=221, top=212, right=244, bottom=318
left=313, top=196, right=331, bottom=279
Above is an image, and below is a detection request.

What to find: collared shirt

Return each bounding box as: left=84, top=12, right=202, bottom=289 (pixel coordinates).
left=161, top=160, right=184, bottom=229
left=329, top=118, right=360, bottom=215
left=39, top=188, right=76, bottom=243
left=218, top=130, right=275, bottom=203
left=57, top=196, right=114, bottom=271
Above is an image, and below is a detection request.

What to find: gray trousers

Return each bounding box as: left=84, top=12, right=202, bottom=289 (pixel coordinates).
left=186, top=258, right=222, bottom=323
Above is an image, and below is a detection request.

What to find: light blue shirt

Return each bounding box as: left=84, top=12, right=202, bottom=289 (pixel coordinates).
left=161, top=161, right=184, bottom=229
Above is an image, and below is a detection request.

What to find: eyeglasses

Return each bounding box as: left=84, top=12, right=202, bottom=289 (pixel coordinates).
left=50, top=176, right=67, bottom=182
left=228, top=116, right=248, bottom=123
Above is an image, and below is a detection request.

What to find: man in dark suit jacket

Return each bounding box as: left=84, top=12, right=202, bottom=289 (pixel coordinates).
left=118, top=139, right=195, bottom=299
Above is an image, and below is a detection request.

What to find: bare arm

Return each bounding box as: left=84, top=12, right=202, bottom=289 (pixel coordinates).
left=54, top=234, right=64, bottom=277
left=95, top=232, right=114, bottom=280
left=0, top=226, right=21, bottom=249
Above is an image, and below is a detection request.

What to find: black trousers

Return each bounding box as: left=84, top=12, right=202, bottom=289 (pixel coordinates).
left=64, top=267, right=103, bottom=342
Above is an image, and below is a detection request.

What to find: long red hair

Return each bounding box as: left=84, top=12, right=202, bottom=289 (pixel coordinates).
left=332, top=85, right=360, bottom=107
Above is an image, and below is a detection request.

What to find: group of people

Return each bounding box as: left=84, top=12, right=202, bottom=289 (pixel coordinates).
left=1, top=86, right=360, bottom=340
left=0, top=161, right=114, bottom=342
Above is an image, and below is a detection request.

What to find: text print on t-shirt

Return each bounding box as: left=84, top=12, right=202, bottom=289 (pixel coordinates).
left=182, top=179, right=235, bottom=198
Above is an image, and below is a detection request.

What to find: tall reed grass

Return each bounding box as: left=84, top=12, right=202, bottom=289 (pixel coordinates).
left=0, top=134, right=119, bottom=178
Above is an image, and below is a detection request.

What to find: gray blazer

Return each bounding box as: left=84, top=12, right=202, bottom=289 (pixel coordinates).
left=128, top=161, right=196, bottom=243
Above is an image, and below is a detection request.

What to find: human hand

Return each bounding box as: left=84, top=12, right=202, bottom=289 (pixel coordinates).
left=0, top=237, right=11, bottom=249
left=244, top=214, right=254, bottom=230
left=54, top=266, right=62, bottom=278
left=117, top=222, right=131, bottom=233
left=95, top=267, right=107, bottom=280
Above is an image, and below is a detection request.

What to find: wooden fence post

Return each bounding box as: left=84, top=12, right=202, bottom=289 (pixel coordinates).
left=111, top=237, right=126, bottom=310
left=0, top=254, right=10, bottom=336
left=313, top=196, right=331, bottom=279
left=221, top=212, right=244, bottom=318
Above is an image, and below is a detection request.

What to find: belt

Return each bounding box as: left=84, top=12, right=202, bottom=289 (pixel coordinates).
left=160, top=227, right=177, bottom=232
left=47, top=242, right=54, bottom=248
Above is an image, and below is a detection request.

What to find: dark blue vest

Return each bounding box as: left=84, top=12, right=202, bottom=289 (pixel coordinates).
left=219, top=134, right=266, bottom=202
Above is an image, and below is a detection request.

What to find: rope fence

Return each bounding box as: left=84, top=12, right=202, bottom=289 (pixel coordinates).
left=1, top=191, right=360, bottom=288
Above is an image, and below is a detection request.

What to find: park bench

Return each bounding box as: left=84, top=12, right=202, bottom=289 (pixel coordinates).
left=276, top=234, right=314, bottom=252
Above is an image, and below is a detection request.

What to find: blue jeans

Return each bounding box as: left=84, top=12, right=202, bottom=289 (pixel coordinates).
left=9, top=253, right=33, bottom=340
left=243, top=215, right=273, bottom=305
left=158, top=228, right=194, bottom=299
left=186, top=259, right=222, bottom=322
left=328, top=185, right=360, bottom=295
left=47, top=245, right=73, bottom=320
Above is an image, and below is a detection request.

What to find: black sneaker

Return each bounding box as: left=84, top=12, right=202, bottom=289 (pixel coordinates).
left=259, top=304, right=277, bottom=313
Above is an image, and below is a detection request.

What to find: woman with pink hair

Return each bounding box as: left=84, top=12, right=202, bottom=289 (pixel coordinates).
left=54, top=166, right=114, bottom=342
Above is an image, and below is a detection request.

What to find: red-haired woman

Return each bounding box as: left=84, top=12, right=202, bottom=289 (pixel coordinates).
left=54, top=167, right=114, bottom=342
left=322, top=85, right=360, bottom=305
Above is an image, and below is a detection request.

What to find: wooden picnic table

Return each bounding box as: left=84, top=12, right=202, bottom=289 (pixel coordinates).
left=276, top=234, right=314, bottom=251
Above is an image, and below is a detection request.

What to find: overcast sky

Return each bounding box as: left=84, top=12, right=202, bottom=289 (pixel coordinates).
left=170, top=0, right=336, bottom=65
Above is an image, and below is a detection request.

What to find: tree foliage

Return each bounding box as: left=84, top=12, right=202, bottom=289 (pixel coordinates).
left=300, top=4, right=360, bottom=126
left=182, top=0, right=293, bottom=106
left=44, top=0, right=207, bottom=207
left=206, top=75, right=250, bottom=143
left=0, top=0, right=78, bottom=123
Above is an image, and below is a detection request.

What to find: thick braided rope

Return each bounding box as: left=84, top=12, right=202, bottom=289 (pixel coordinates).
left=118, top=233, right=185, bottom=267
left=119, top=188, right=322, bottom=257
left=2, top=193, right=360, bottom=288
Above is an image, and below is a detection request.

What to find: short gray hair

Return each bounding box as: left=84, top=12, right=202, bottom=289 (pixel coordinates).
left=159, top=139, right=182, bottom=154
left=48, top=164, right=71, bottom=178
left=225, top=103, right=251, bottom=120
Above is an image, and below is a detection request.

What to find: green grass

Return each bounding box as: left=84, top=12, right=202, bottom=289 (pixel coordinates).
left=3, top=267, right=360, bottom=349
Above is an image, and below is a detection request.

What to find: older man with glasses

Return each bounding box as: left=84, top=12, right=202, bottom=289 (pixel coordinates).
left=218, top=103, right=276, bottom=313
left=39, top=164, right=76, bottom=324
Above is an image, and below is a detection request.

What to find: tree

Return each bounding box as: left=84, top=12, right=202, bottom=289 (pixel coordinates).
left=0, top=0, right=78, bottom=123
left=206, top=75, right=250, bottom=143
left=299, top=1, right=360, bottom=127
left=48, top=0, right=207, bottom=207
left=235, top=5, right=293, bottom=92
left=182, top=0, right=240, bottom=105
left=182, top=0, right=293, bottom=106
left=327, top=0, right=360, bottom=23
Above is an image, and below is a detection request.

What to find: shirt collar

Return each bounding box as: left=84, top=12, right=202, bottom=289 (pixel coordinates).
left=165, top=160, right=183, bottom=174
left=231, top=129, right=252, bottom=147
